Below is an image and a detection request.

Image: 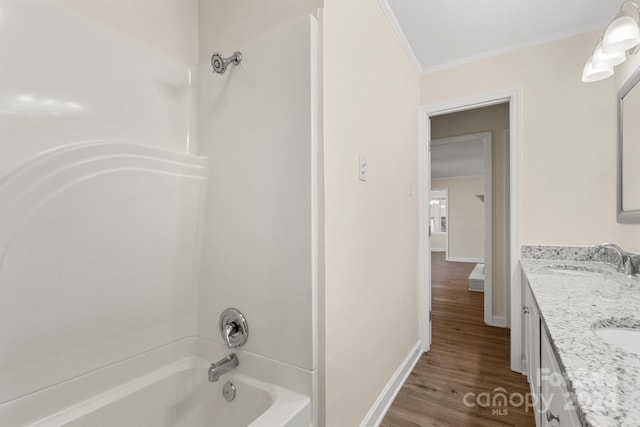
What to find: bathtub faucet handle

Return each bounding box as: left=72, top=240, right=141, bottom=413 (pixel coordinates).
left=224, top=322, right=239, bottom=343
left=219, top=308, right=249, bottom=348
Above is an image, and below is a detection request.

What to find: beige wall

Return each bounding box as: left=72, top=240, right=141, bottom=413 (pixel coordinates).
left=323, top=0, right=420, bottom=425
left=421, top=31, right=640, bottom=253
left=431, top=104, right=509, bottom=316
left=432, top=177, right=485, bottom=260
left=198, top=0, right=322, bottom=63
left=58, top=0, right=199, bottom=65
left=616, top=51, right=640, bottom=87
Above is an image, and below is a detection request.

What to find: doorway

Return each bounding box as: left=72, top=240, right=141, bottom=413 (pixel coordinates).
left=418, top=89, right=523, bottom=372
left=430, top=122, right=499, bottom=328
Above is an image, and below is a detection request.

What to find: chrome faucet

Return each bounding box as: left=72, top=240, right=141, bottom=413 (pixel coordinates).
left=208, top=353, right=239, bottom=383
left=594, top=243, right=634, bottom=275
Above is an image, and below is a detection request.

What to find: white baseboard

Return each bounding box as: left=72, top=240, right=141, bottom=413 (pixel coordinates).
left=430, top=248, right=445, bottom=252
left=446, top=256, right=484, bottom=263
left=488, top=315, right=507, bottom=328
left=359, top=341, right=422, bottom=427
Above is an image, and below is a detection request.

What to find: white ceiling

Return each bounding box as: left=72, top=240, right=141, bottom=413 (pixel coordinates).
left=384, top=0, right=620, bottom=73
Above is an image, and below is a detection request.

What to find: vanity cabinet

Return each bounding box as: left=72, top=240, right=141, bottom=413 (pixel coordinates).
left=523, top=278, right=541, bottom=426
left=523, top=276, right=581, bottom=427
left=541, top=331, right=581, bottom=426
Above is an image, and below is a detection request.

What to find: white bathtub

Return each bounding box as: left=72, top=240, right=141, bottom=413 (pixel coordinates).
left=24, top=357, right=309, bottom=427
left=0, top=339, right=313, bottom=427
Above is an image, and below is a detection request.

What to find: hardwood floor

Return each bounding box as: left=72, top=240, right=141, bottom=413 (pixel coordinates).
left=381, top=252, right=535, bottom=427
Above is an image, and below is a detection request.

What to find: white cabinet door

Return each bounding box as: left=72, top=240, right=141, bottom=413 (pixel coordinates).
left=524, top=280, right=541, bottom=426
left=541, top=329, right=581, bottom=427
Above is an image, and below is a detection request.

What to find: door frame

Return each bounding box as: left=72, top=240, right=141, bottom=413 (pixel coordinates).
left=418, top=88, right=523, bottom=373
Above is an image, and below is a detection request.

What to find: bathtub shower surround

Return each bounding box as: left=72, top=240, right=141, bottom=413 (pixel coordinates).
left=197, top=14, right=319, bottom=423
left=0, top=1, right=315, bottom=426
left=0, top=142, right=206, bottom=404
left=0, top=2, right=194, bottom=177
left=0, top=0, right=202, bottom=407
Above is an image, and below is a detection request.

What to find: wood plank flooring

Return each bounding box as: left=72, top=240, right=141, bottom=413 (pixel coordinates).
left=381, top=252, right=535, bottom=427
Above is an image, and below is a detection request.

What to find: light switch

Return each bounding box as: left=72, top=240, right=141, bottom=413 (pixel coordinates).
left=359, top=155, right=367, bottom=182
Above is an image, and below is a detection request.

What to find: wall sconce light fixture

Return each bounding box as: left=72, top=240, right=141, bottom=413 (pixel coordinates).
left=582, top=1, right=640, bottom=82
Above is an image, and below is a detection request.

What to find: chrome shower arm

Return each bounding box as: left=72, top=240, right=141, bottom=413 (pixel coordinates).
left=211, top=51, right=242, bottom=74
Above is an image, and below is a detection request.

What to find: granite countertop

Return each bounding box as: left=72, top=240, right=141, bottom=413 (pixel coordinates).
left=520, top=254, right=640, bottom=427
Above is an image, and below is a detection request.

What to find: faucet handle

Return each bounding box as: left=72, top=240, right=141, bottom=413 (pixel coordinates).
left=220, top=308, right=249, bottom=348
left=224, top=322, right=239, bottom=343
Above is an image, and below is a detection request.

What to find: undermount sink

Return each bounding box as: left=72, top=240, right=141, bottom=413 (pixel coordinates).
left=593, top=328, right=640, bottom=355
left=545, top=264, right=608, bottom=275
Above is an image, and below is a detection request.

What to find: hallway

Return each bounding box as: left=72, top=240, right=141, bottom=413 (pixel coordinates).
left=381, top=252, right=535, bottom=426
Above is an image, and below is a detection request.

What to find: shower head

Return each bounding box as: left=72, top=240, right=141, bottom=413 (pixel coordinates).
left=211, top=51, right=242, bottom=74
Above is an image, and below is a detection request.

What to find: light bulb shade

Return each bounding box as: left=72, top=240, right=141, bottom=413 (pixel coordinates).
left=602, top=14, right=640, bottom=53
left=581, top=56, right=614, bottom=82
left=592, top=41, right=627, bottom=68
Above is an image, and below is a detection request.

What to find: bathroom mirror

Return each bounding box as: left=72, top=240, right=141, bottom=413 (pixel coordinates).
left=617, top=65, right=640, bottom=223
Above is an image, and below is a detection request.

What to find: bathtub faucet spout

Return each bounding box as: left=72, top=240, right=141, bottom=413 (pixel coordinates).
left=208, top=353, right=239, bottom=383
